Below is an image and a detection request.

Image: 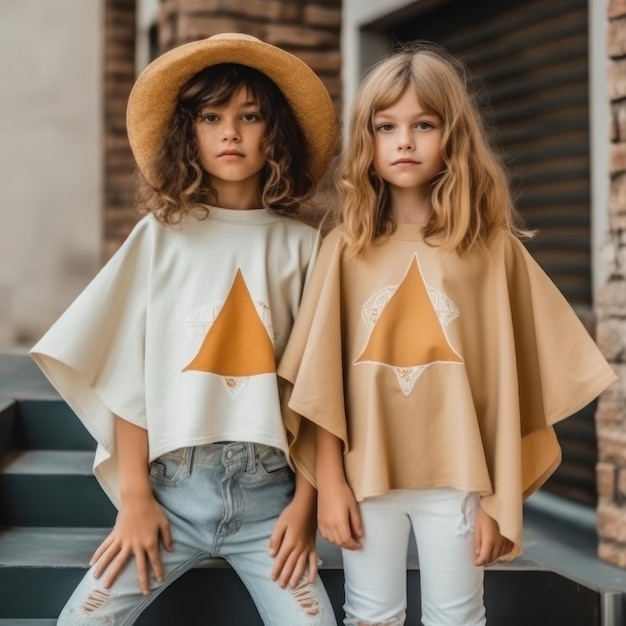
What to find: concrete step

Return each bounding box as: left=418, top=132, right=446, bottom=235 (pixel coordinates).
left=0, top=397, right=94, bottom=464
left=15, top=400, right=95, bottom=451
left=0, top=351, right=59, bottom=402
left=0, top=526, right=109, bottom=568
left=0, top=399, right=16, bottom=460
left=0, top=450, right=116, bottom=527
left=0, top=354, right=622, bottom=624
left=0, top=527, right=613, bottom=625
left=0, top=527, right=105, bottom=620
left=0, top=527, right=286, bottom=623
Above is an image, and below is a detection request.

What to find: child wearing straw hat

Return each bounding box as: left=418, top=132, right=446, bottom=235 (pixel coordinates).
left=31, top=33, right=337, bottom=625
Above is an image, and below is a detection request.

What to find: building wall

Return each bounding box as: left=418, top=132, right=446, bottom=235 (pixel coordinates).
left=596, top=0, right=626, bottom=569
left=102, top=0, right=138, bottom=260
left=590, top=0, right=611, bottom=294
left=340, top=0, right=415, bottom=141
left=0, top=0, right=341, bottom=344
left=0, top=0, right=102, bottom=347
left=154, top=0, right=341, bottom=120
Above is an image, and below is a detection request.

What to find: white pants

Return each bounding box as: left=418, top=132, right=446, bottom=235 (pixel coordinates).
left=342, top=489, right=486, bottom=626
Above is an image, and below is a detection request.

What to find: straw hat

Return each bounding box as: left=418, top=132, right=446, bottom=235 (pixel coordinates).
left=127, top=33, right=337, bottom=187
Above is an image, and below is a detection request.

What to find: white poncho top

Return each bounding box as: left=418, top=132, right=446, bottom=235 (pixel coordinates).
left=31, top=207, right=319, bottom=506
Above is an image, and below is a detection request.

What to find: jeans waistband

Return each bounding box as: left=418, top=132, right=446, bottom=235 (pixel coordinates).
left=183, top=441, right=267, bottom=472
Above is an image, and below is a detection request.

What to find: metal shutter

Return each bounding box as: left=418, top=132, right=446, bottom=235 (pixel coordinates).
left=382, top=0, right=596, bottom=505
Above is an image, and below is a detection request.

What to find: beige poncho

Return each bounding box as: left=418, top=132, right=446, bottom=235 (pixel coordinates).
left=278, top=224, right=616, bottom=559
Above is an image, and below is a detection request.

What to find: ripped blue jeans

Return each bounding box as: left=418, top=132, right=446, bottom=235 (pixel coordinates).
left=57, top=442, right=335, bottom=625
left=342, top=489, right=486, bottom=626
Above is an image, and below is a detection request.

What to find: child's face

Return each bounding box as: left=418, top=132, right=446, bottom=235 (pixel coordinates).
left=194, top=86, right=266, bottom=204
left=372, top=87, right=443, bottom=199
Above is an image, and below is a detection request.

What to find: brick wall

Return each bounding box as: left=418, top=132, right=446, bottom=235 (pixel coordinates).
left=597, top=0, right=626, bottom=568
left=103, top=0, right=138, bottom=260
left=156, top=0, right=341, bottom=106
left=102, top=0, right=341, bottom=258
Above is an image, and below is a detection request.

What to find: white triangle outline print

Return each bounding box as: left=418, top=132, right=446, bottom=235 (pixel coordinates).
left=222, top=376, right=250, bottom=399
left=393, top=366, right=427, bottom=396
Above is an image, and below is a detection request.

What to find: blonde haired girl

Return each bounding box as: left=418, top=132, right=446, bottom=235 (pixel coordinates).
left=340, top=41, right=525, bottom=257
left=279, top=41, right=615, bottom=625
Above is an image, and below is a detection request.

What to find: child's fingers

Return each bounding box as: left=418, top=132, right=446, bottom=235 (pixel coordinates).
left=320, top=516, right=360, bottom=550
left=349, top=503, right=364, bottom=540
left=268, top=519, right=287, bottom=557
left=474, top=547, right=489, bottom=566
left=321, top=525, right=342, bottom=549
left=276, top=551, right=299, bottom=588
left=90, top=532, right=115, bottom=566
left=318, top=520, right=336, bottom=544
left=337, top=521, right=361, bottom=550
left=332, top=521, right=349, bottom=546
left=93, top=542, right=120, bottom=579
left=160, top=519, right=173, bottom=552
left=102, top=548, right=130, bottom=589
left=306, top=550, right=318, bottom=583
left=317, top=523, right=330, bottom=544
left=473, top=525, right=490, bottom=566
left=270, top=539, right=291, bottom=582
left=147, top=544, right=164, bottom=584
left=271, top=553, right=286, bottom=582
left=134, top=551, right=150, bottom=595
left=474, top=549, right=490, bottom=566
left=287, top=552, right=309, bottom=588
left=474, top=537, right=495, bottom=566
left=338, top=508, right=361, bottom=549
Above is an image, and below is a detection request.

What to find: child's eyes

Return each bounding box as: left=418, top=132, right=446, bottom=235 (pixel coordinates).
left=197, top=112, right=261, bottom=123
left=198, top=112, right=218, bottom=123
left=375, top=121, right=437, bottom=132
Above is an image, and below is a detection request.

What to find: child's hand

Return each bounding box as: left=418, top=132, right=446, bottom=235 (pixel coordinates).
left=89, top=492, right=173, bottom=595
left=317, top=479, right=363, bottom=550
left=268, top=497, right=318, bottom=588
left=473, top=506, right=513, bottom=566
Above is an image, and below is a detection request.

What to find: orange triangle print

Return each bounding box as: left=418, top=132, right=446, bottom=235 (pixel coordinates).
left=355, top=256, right=462, bottom=368
left=183, top=269, right=276, bottom=376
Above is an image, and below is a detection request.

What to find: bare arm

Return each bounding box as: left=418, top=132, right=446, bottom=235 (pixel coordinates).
left=316, top=427, right=362, bottom=550
left=473, top=505, right=514, bottom=565
left=269, top=470, right=320, bottom=587
left=90, top=416, right=172, bottom=594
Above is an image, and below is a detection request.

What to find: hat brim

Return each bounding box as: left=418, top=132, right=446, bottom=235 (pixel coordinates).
left=127, top=33, right=336, bottom=187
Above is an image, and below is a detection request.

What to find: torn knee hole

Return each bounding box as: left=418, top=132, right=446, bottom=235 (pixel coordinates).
left=292, top=579, right=321, bottom=618
left=82, top=589, right=111, bottom=612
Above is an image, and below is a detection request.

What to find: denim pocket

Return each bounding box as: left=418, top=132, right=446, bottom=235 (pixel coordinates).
left=255, top=445, right=292, bottom=480
left=149, top=447, right=191, bottom=486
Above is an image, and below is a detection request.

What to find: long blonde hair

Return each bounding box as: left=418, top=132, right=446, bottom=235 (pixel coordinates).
left=338, top=41, right=528, bottom=255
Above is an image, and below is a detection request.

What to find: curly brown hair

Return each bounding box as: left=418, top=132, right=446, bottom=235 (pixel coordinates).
left=137, top=63, right=314, bottom=224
